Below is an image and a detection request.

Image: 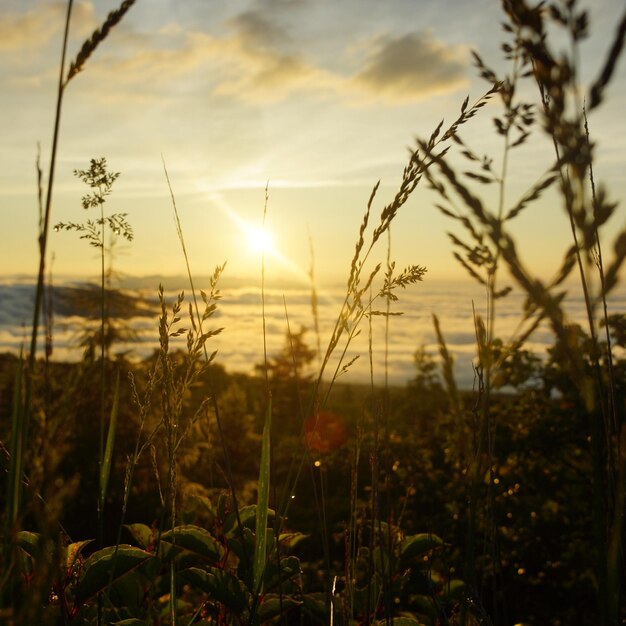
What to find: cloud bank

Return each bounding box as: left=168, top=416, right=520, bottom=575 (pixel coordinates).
left=3, top=4, right=468, bottom=105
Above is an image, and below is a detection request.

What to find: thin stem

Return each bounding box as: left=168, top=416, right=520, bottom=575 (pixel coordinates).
left=21, top=0, right=74, bottom=521
left=97, top=200, right=106, bottom=552
left=584, top=105, right=619, bottom=441
left=162, top=159, right=250, bottom=573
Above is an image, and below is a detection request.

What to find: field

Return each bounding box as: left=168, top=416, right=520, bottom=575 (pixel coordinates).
left=1, top=1, right=626, bottom=625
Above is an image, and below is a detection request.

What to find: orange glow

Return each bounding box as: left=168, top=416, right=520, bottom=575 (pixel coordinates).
left=304, top=410, right=348, bottom=454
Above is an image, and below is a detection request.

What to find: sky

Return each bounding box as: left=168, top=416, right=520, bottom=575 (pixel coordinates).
left=1, top=0, right=626, bottom=291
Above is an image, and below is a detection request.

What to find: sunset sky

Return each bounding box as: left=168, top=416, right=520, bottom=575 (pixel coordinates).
left=2, top=0, right=625, bottom=289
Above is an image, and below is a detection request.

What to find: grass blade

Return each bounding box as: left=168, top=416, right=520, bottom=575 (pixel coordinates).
left=7, top=351, right=25, bottom=528
left=253, top=397, right=272, bottom=596
left=99, top=369, right=120, bottom=510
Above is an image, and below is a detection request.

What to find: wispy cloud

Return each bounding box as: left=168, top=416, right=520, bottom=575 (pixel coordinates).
left=81, top=8, right=338, bottom=103
left=209, top=41, right=337, bottom=102
left=0, top=3, right=64, bottom=51
left=0, top=2, right=96, bottom=52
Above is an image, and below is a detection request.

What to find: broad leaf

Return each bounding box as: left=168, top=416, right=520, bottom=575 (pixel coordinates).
left=301, top=593, right=327, bottom=623
left=399, top=533, right=443, bottom=563
left=279, top=532, right=308, bottom=550
left=161, top=524, right=222, bottom=562
left=125, top=523, right=154, bottom=550
left=256, top=594, right=301, bottom=622
left=228, top=527, right=256, bottom=587
left=16, top=531, right=41, bottom=560
left=223, top=505, right=258, bottom=537
left=224, top=504, right=276, bottom=538
left=182, top=566, right=250, bottom=614
left=63, top=540, right=93, bottom=578
left=265, top=555, right=302, bottom=591
left=74, top=544, right=152, bottom=605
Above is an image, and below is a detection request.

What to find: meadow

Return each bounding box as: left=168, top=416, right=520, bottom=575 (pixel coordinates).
left=1, top=1, right=626, bottom=625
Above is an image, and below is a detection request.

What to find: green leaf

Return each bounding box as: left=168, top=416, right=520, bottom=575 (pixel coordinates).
left=16, top=531, right=41, bottom=560
left=181, top=566, right=250, bottom=614
left=125, top=523, right=154, bottom=550
left=301, top=593, right=327, bottom=623
left=253, top=398, right=272, bottom=594
left=100, top=369, right=120, bottom=508
left=264, top=555, right=302, bottom=593
left=112, top=620, right=150, bottom=626
left=74, top=544, right=152, bottom=606
left=278, top=555, right=301, bottom=579
left=223, top=505, right=276, bottom=538
left=15, top=530, right=48, bottom=576
left=160, top=524, right=222, bottom=562
left=7, top=351, right=24, bottom=528
left=256, top=594, right=301, bottom=622
left=227, top=527, right=256, bottom=586
left=222, top=506, right=252, bottom=538
left=63, top=540, right=94, bottom=577
left=108, top=570, right=146, bottom=612
left=444, top=579, right=466, bottom=600
left=279, top=532, right=308, bottom=550
left=399, top=533, right=444, bottom=563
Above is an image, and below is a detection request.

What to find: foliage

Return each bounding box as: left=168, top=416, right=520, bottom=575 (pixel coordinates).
left=1, top=1, right=625, bottom=625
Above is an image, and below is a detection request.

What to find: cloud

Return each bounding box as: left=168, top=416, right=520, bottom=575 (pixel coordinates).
left=48, top=10, right=466, bottom=107
left=85, top=10, right=337, bottom=103
left=0, top=2, right=97, bottom=52
left=231, top=9, right=291, bottom=48
left=210, top=41, right=336, bottom=102
left=214, top=9, right=337, bottom=101
left=354, top=31, right=468, bottom=102
left=91, top=31, right=212, bottom=87
left=0, top=4, right=63, bottom=51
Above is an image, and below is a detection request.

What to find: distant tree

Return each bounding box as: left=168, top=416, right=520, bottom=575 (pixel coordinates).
left=255, top=326, right=317, bottom=437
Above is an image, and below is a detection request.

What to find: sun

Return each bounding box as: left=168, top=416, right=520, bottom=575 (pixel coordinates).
left=246, top=226, right=275, bottom=255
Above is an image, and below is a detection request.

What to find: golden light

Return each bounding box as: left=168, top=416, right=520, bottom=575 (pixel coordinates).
left=246, top=226, right=275, bottom=255
left=201, top=187, right=312, bottom=282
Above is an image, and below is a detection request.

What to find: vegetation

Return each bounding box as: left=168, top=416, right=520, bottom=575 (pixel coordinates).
left=1, top=0, right=625, bottom=624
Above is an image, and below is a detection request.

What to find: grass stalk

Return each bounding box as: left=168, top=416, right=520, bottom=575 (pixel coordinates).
left=19, top=0, right=73, bottom=538
left=365, top=295, right=378, bottom=626
left=6, top=352, right=24, bottom=528
left=253, top=398, right=272, bottom=597
left=246, top=185, right=273, bottom=625
left=162, top=160, right=250, bottom=575
left=98, top=201, right=106, bottom=541
left=1, top=0, right=73, bottom=610
left=529, top=20, right=615, bottom=620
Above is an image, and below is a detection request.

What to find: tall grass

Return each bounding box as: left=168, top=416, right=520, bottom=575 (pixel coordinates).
left=418, top=2, right=626, bottom=622
left=2, top=2, right=136, bottom=622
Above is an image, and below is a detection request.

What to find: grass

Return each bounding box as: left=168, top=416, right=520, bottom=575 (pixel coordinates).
left=1, top=0, right=626, bottom=624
